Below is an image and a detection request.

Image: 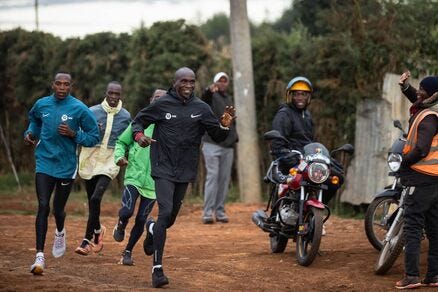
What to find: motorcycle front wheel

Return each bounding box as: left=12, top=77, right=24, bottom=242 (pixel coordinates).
left=270, top=233, right=288, bottom=253
left=374, top=221, right=404, bottom=275
left=296, top=207, right=324, bottom=266
left=365, top=196, right=399, bottom=251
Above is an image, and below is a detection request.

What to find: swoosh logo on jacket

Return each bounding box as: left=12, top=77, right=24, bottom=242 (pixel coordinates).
left=191, top=114, right=202, bottom=118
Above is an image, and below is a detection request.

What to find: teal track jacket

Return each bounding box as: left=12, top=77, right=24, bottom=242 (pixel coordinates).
left=25, top=94, right=99, bottom=179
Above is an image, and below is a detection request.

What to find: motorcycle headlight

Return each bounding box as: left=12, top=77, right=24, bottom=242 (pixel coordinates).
left=307, top=162, right=330, bottom=184
left=387, top=153, right=402, bottom=172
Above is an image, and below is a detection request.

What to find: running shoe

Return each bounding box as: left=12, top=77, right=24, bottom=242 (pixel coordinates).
left=216, top=213, right=229, bottom=223
left=422, top=275, right=438, bottom=287
left=52, top=228, right=66, bottom=258
left=143, top=218, right=155, bottom=256
left=93, top=225, right=106, bottom=253
left=152, top=266, right=169, bottom=288
left=30, top=252, right=45, bottom=275
left=113, top=221, right=125, bottom=242
left=75, top=239, right=93, bottom=256
left=395, top=275, right=422, bottom=289
left=119, top=250, right=134, bottom=266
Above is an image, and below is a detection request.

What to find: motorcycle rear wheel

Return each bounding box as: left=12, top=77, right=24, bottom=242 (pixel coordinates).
left=296, top=208, right=323, bottom=266
left=374, top=221, right=404, bottom=275
left=365, top=196, right=399, bottom=251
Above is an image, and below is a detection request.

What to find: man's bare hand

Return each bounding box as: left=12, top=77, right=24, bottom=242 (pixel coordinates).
left=137, top=135, right=156, bottom=148
left=24, top=132, right=37, bottom=146
left=209, top=83, right=219, bottom=93
left=399, top=71, right=410, bottom=86
left=219, top=106, right=236, bottom=128
left=116, top=157, right=128, bottom=167
left=58, top=123, right=76, bottom=138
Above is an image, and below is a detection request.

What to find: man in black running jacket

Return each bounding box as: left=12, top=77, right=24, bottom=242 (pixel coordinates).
left=131, top=67, right=235, bottom=288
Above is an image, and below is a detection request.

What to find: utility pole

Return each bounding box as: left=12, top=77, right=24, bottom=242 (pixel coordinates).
left=35, top=0, right=39, bottom=30
left=229, top=0, right=261, bottom=203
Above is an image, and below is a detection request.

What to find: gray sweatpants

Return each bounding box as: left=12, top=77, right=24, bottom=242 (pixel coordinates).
left=201, top=142, right=234, bottom=217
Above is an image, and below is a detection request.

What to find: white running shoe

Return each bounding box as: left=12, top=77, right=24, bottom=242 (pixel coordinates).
left=52, top=228, right=66, bottom=258
left=322, top=224, right=327, bottom=236
left=30, top=252, right=45, bottom=275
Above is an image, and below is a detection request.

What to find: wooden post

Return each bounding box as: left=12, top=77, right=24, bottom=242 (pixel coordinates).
left=229, top=0, right=261, bottom=203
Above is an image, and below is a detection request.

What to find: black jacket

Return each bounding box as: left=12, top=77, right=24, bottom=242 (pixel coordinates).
left=201, top=88, right=238, bottom=148
left=131, top=89, right=229, bottom=182
left=271, top=104, right=314, bottom=155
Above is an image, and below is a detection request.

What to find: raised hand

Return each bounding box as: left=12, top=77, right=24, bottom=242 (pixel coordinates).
left=219, top=106, right=236, bottom=128
left=399, top=71, right=410, bottom=86
left=209, top=83, right=219, bottom=93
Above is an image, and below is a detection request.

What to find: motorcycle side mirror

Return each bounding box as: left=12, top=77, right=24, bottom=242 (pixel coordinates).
left=331, top=144, right=354, bottom=155
left=264, top=130, right=289, bottom=144
left=393, top=120, right=407, bottom=137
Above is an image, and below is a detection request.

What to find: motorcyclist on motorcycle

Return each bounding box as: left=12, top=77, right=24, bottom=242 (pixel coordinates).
left=271, top=76, right=314, bottom=172
left=271, top=77, right=343, bottom=206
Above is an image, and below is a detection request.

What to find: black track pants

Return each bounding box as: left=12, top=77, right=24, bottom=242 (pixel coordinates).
left=35, top=172, right=73, bottom=251
left=152, top=178, right=188, bottom=266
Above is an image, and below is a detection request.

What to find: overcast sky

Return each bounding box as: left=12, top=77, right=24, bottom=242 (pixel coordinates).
left=0, top=0, right=292, bottom=39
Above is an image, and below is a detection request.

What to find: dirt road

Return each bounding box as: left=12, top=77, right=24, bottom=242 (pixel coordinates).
left=0, top=198, right=428, bottom=291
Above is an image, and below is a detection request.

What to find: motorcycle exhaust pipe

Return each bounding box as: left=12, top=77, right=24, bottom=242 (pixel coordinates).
left=252, top=209, right=274, bottom=233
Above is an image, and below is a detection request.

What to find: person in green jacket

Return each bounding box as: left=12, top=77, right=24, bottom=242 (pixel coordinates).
left=112, top=89, right=166, bottom=265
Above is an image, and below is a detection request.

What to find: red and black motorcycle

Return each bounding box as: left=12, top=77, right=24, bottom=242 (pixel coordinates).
left=252, top=130, right=354, bottom=266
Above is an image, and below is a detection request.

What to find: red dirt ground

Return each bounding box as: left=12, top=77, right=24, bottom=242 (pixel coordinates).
left=0, top=194, right=431, bottom=291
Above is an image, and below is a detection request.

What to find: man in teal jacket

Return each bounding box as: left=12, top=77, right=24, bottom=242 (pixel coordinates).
left=24, top=72, right=99, bottom=275
left=112, top=89, right=166, bottom=265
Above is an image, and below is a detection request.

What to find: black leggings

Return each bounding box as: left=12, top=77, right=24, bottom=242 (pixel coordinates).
left=35, top=172, right=74, bottom=252
left=118, top=185, right=155, bottom=251
left=152, top=178, right=188, bottom=266
left=84, top=175, right=111, bottom=240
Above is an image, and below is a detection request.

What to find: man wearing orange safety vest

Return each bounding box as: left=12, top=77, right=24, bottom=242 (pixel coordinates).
left=395, top=73, right=438, bottom=289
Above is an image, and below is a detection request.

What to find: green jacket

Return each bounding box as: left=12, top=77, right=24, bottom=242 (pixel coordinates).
left=114, top=124, right=156, bottom=199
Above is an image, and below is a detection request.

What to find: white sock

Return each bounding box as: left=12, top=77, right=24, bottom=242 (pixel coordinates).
left=148, top=222, right=155, bottom=235
left=56, top=228, right=65, bottom=235
left=152, top=265, right=162, bottom=273
left=36, top=252, right=44, bottom=257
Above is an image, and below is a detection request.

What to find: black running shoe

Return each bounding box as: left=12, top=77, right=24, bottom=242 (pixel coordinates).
left=152, top=267, right=169, bottom=288
left=113, top=221, right=125, bottom=242
left=422, top=275, right=438, bottom=287
left=395, top=275, right=421, bottom=289
left=143, top=218, right=155, bottom=256
left=120, top=250, right=134, bottom=266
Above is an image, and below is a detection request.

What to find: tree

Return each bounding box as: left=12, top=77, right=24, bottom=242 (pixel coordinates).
left=229, top=0, right=261, bottom=203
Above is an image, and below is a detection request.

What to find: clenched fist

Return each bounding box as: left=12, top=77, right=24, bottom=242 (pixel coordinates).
left=24, top=132, right=37, bottom=146
left=116, top=157, right=128, bottom=167
left=58, top=123, right=76, bottom=138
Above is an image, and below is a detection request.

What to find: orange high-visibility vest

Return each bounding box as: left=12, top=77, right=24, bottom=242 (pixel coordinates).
left=403, top=109, right=438, bottom=176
